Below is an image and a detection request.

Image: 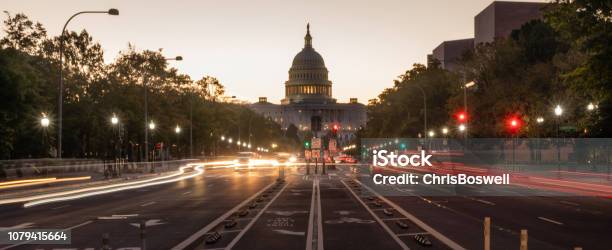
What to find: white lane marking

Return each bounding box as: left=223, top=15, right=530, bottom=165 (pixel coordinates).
left=171, top=182, right=277, bottom=250
left=98, top=216, right=127, bottom=220
left=0, top=220, right=92, bottom=250
left=182, top=191, right=192, bottom=195
left=274, top=229, right=306, bottom=236
left=354, top=179, right=466, bottom=250
left=140, top=201, right=156, bottom=207
left=471, top=197, right=495, bottom=206
left=397, top=232, right=430, bottom=237
left=265, top=210, right=308, bottom=216
left=341, top=180, right=409, bottom=250
left=316, top=178, right=324, bottom=250
left=51, top=204, right=71, bottom=210
left=225, top=183, right=289, bottom=249
left=306, top=178, right=316, bottom=250
left=130, top=219, right=165, bottom=227
left=537, top=216, right=564, bottom=225
left=560, top=200, right=580, bottom=206
left=112, top=214, right=139, bottom=217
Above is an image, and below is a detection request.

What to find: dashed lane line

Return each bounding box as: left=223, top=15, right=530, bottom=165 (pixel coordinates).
left=537, top=216, right=564, bottom=225
left=171, top=181, right=277, bottom=250
left=140, top=201, right=156, bottom=207
left=224, top=182, right=289, bottom=249
left=306, top=178, right=316, bottom=250
left=341, top=180, right=409, bottom=250
left=353, top=179, right=466, bottom=250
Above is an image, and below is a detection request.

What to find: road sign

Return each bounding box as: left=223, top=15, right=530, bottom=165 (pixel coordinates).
left=328, top=139, right=337, bottom=152
left=312, top=150, right=320, bottom=159
left=304, top=150, right=311, bottom=160
left=311, top=138, right=322, bottom=149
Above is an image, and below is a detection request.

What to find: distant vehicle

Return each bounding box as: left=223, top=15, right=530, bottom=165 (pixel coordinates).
left=234, top=152, right=257, bottom=171
left=276, top=153, right=297, bottom=164
left=334, top=155, right=357, bottom=163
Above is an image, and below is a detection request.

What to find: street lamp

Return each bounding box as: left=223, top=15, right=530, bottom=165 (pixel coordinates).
left=149, top=121, right=156, bottom=130
left=554, top=105, right=563, bottom=176
left=111, top=114, right=119, bottom=125
left=174, top=125, right=181, bottom=159
left=221, top=135, right=225, bottom=141
left=40, top=114, right=50, bottom=128
left=428, top=130, right=435, bottom=137
left=458, top=124, right=466, bottom=132
left=144, top=55, right=183, bottom=162
left=587, top=102, right=596, bottom=111
left=463, top=81, right=476, bottom=144
left=441, top=127, right=448, bottom=135
left=57, top=8, right=119, bottom=159
left=554, top=105, right=563, bottom=117
left=40, top=113, right=50, bottom=156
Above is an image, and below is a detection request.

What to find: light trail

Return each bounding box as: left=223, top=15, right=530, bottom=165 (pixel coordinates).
left=0, top=177, right=57, bottom=186
left=23, top=164, right=206, bottom=208
left=0, top=176, right=91, bottom=190
left=0, top=161, right=234, bottom=206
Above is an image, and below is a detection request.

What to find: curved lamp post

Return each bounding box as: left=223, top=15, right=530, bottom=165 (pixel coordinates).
left=57, top=8, right=119, bottom=159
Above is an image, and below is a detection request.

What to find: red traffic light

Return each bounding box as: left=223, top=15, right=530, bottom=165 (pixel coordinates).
left=455, top=111, right=467, bottom=122
left=506, top=116, right=522, bottom=133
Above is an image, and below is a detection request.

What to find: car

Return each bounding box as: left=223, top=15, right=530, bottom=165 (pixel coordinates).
left=334, top=155, right=357, bottom=163
left=234, top=152, right=257, bottom=171
left=275, top=153, right=296, bottom=164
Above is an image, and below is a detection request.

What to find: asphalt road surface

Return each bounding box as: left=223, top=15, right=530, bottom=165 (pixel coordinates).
left=0, top=162, right=610, bottom=250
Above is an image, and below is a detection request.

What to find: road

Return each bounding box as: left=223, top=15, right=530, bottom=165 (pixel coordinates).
left=0, top=162, right=610, bottom=250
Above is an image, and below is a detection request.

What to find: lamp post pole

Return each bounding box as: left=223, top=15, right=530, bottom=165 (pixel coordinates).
left=57, top=9, right=119, bottom=159
left=143, top=56, right=182, bottom=162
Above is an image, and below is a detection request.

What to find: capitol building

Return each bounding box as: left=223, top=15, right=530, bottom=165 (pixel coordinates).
left=250, top=24, right=366, bottom=143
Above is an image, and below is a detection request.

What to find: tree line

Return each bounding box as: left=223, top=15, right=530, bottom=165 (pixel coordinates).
left=361, top=0, right=611, bottom=139
left=0, top=12, right=296, bottom=160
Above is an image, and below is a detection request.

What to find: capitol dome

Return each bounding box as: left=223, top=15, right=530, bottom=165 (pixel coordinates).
left=284, top=23, right=334, bottom=104
left=291, top=47, right=325, bottom=69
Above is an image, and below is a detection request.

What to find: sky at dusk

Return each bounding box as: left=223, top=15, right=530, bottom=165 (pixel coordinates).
left=2, top=0, right=546, bottom=104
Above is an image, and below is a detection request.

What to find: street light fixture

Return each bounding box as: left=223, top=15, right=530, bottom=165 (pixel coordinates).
left=221, top=135, right=225, bottom=141
left=458, top=124, right=466, bottom=132
left=175, top=125, right=181, bottom=134
left=554, top=105, right=563, bottom=117
left=111, top=114, right=119, bottom=125
left=40, top=114, right=50, bottom=128
left=143, top=55, right=184, bottom=162
left=428, top=130, right=435, bottom=137
left=149, top=121, right=156, bottom=130
left=441, top=127, right=448, bottom=135
left=587, top=102, right=596, bottom=111
left=57, top=8, right=119, bottom=158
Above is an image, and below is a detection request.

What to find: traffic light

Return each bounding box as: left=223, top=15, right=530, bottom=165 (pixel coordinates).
left=455, top=111, right=468, bottom=122
left=304, top=141, right=311, bottom=149
left=331, top=124, right=339, bottom=137
left=506, top=116, right=522, bottom=134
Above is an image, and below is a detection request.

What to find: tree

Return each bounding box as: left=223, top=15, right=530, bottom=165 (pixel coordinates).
left=0, top=12, right=46, bottom=54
